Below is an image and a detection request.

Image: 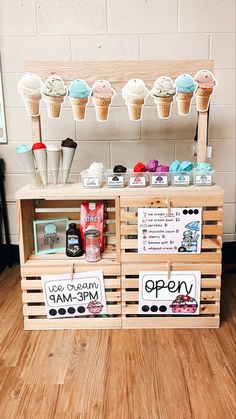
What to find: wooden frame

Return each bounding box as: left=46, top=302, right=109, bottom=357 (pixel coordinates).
left=25, top=59, right=214, bottom=162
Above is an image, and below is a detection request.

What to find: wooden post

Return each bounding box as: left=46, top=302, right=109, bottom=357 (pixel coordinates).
left=31, top=115, right=42, bottom=143
left=197, top=111, right=208, bottom=162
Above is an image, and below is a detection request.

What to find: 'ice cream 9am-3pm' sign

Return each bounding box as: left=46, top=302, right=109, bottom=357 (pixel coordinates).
left=139, top=271, right=201, bottom=315
left=138, top=207, right=202, bottom=254
left=42, top=271, right=107, bottom=319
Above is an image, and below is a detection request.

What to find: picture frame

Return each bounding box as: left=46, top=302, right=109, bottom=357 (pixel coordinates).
left=33, top=218, right=69, bottom=255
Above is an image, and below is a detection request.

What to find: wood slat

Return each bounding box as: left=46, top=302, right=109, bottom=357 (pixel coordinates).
left=122, top=316, right=220, bottom=329
left=24, top=317, right=121, bottom=330
left=23, top=304, right=121, bottom=316
left=120, top=209, right=223, bottom=222
left=21, top=262, right=120, bottom=277
left=122, top=303, right=220, bottom=315
left=121, top=238, right=221, bottom=250
left=120, top=224, right=223, bottom=236
left=21, top=277, right=121, bottom=290
left=22, top=291, right=120, bottom=304
left=122, top=277, right=221, bottom=289
left=120, top=194, right=224, bottom=208
left=122, top=263, right=222, bottom=275
left=122, top=290, right=220, bottom=302
left=121, top=252, right=221, bottom=263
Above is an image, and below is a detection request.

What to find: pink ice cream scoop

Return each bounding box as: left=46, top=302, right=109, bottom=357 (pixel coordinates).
left=92, top=80, right=115, bottom=99
left=194, top=70, right=217, bottom=89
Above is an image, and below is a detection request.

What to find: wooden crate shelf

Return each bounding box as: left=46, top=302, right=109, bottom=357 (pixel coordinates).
left=16, top=184, right=224, bottom=329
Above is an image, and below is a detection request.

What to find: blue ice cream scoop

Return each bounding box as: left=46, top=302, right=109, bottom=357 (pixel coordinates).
left=179, top=161, right=194, bottom=171
left=170, top=160, right=180, bottom=172
left=195, top=162, right=212, bottom=172
left=68, top=79, right=91, bottom=99
left=175, top=74, right=197, bottom=93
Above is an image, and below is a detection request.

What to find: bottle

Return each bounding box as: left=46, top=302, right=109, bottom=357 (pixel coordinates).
left=85, top=229, right=101, bottom=262
left=66, top=223, right=83, bottom=257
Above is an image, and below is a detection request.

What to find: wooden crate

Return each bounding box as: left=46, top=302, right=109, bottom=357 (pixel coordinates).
left=122, top=263, right=221, bottom=329
left=21, top=264, right=121, bottom=330
left=120, top=189, right=224, bottom=264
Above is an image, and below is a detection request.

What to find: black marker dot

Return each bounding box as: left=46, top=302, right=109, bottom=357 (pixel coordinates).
left=151, top=305, right=158, bottom=313
left=58, top=308, right=66, bottom=315
left=78, top=306, right=86, bottom=313
left=49, top=309, right=57, bottom=316
left=142, top=305, right=149, bottom=313
left=189, top=209, right=193, bottom=215
left=159, top=305, right=167, bottom=313
left=68, top=307, right=75, bottom=314
left=183, top=209, right=188, bottom=215
left=194, top=209, right=199, bottom=214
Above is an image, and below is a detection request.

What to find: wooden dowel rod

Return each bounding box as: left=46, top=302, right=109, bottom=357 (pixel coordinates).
left=197, top=111, right=208, bottom=163
left=31, top=115, right=42, bottom=143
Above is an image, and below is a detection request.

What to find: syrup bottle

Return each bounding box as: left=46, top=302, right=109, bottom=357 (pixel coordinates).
left=66, top=223, right=83, bottom=257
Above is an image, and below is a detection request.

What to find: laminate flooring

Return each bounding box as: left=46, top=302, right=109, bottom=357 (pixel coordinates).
left=0, top=266, right=235, bottom=419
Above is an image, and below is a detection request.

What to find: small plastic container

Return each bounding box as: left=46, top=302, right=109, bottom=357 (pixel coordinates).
left=106, top=170, right=126, bottom=188
left=171, top=171, right=191, bottom=187
left=192, top=170, right=214, bottom=186
left=80, top=170, right=103, bottom=188
left=149, top=172, right=169, bottom=187
left=129, top=172, right=147, bottom=187
left=85, top=229, right=101, bottom=262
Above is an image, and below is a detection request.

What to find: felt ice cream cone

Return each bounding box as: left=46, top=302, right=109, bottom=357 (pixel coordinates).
left=16, top=145, right=37, bottom=186
left=23, top=94, right=41, bottom=117
left=154, top=96, right=173, bottom=119
left=44, top=96, right=64, bottom=118
left=176, top=92, right=194, bottom=115
left=32, top=146, right=47, bottom=187
left=195, top=87, right=213, bottom=112
left=62, top=147, right=75, bottom=184
left=92, top=97, right=111, bottom=121
left=127, top=98, right=144, bottom=121
left=69, top=97, right=88, bottom=120
left=47, top=148, right=60, bottom=185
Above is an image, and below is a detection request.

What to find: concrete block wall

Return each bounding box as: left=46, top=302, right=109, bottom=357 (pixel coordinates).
left=0, top=0, right=235, bottom=244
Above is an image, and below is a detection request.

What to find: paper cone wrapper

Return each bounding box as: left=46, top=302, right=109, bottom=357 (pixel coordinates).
left=69, top=97, right=88, bottom=120
left=92, top=97, right=111, bottom=121
left=47, top=150, right=60, bottom=185
left=62, top=147, right=76, bottom=184
left=33, top=148, right=47, bottom=186
left=18, top=149, right=37, bottom=186
left=176, top=92, right=193, bottom=115
left=195, top=87, right=213, bottom=112
left=44, top=96, right=64, bottom=118
left=126, top=98, right=144, bottom=121
left=154, top=96, right=174, bottom=119
left=23, top=94, right=41, bottom=117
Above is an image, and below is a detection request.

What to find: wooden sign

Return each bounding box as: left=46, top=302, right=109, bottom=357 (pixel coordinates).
left=42, top=270, right=107, bottom=318
left=139, top=271, right=201, bottom=315
left=138, top=207, right=202, bottom=254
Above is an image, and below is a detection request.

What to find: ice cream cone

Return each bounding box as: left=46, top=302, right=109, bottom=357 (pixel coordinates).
left=69, top=97, right=88, bottom=120
left=176, top=92, right=194, bottom=115
left=126, top=98, right=144, bottom=121
left=33, top=148, right=47, bottom=186
left=195, top=87, right=213, bottom=112
left=44, top=96, right=64, bottom=118
left=154, top=96, right=173, bottom=119
left=16, top=148, right=37, bottom=186
left=23, top=94, right=41, bottom=117
left=92, top=97, right=111, bottom=121
left=62, top=147, right=76, bottom=184
left=47, top=149, right=60, bottom=185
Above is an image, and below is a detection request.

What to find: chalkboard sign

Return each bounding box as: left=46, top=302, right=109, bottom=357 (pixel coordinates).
left=139, top=271, right=201, bottom=315
left=138, top=207, right=202, bottom=254
left=42, top=270, right=107, bottom=318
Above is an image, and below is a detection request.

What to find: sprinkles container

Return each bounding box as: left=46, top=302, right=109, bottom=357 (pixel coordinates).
left=85, top=229, right=101, bottom=262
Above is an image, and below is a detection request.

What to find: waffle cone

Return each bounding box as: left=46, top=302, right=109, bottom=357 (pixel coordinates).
left=23, top=94, right=41, bottom=116
left=44, top=96, right=64, bottom=118
left=154, top=96, right=173, bottom=119
left=69, top=97, right=88, bottom=120
left=126, top=98, right=144, bottom=121
left=195, top=87, right=213, bottom=112
left=92, top=97, right=111, bottom=121
left=176, top=92, right=194, bottom=115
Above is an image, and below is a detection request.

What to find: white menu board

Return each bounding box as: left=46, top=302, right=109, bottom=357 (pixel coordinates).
left=138, top=207, right=202, bottom=254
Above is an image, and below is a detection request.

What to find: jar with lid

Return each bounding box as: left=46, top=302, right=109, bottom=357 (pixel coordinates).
left=85, top=229, right=101, bottom=262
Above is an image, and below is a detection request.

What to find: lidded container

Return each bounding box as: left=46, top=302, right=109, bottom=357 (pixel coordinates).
left=85, top=229, right=101, bottom=262
left=171, top=171, right=191, bottom=187
left=149, top=172, right=169, bottom=187
left=128, top=171, right=147, bottom=187
left=80, top=170, right=103, bottom=188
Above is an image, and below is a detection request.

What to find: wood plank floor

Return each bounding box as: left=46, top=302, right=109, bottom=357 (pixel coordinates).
left=0, top=266, right=235, bottom=419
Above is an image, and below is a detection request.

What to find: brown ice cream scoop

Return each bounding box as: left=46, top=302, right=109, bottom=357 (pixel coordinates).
left=61, top=138, right=77, bottom=148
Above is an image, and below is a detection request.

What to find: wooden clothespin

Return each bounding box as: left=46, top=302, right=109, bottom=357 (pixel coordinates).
left=165, top=197, right=171, bottom=217
left=166, top=261, right=171, bottom=280
left=70, top=262, right=74, bottom=281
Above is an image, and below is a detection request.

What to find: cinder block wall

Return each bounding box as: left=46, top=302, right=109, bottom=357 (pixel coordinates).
left=0, top=0, right=235, bottom=243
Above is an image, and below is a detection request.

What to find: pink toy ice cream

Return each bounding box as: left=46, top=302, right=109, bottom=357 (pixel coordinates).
left=150, top=76, right=176, bottom=119
left=17, top=73, right=43, bottom=116
left=122, top=79, right=149, bottom=121
left=170, top=295, right=198, bottom=314
left=91, top=80, right=115, bottom=121
left=194, top=70, right=217, bottom=112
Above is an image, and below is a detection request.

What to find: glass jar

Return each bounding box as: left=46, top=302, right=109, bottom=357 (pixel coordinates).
left=85, top=229, right=101, bottom=262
